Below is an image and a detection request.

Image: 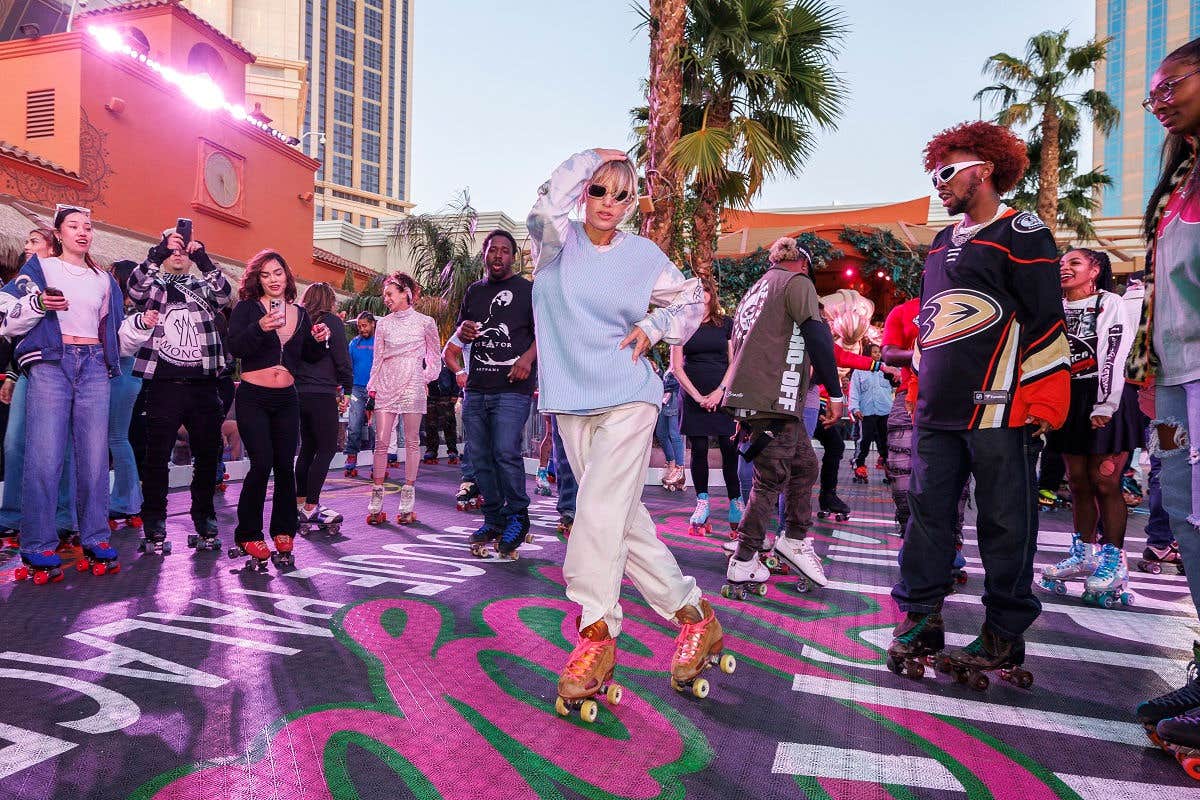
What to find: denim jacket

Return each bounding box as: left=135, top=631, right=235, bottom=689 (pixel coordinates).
left=661, top=371, right=682, bottom=417
left=0, top=255, right=152, bottom=377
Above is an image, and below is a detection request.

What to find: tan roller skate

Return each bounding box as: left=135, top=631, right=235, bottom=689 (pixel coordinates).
left=670, top=599, right=736, bottom=698
left=554, top=619, right=623, bottom=723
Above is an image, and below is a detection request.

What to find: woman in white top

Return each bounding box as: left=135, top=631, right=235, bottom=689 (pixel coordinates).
left=0, top=206, right=155, bottom=581
left=365, top=271, right=441, bottom=525
left=1041, top=248, right=1142, bottom=604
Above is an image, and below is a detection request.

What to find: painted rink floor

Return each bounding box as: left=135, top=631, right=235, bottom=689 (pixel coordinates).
left=0, top=458, right=1196, bottom=800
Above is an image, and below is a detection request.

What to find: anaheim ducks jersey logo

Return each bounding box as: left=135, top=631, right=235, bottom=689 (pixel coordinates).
left=918, top=289, right=1003, bottom=350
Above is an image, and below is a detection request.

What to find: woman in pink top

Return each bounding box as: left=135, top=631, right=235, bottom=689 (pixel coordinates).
left=365, top=272, right=441, bottom=524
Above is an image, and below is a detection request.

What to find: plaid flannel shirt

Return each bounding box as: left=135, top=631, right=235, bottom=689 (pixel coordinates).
left=127, top=250, right=232, bottom=380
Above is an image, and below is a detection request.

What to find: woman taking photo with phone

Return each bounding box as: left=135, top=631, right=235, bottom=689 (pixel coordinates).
left=226, top=250, right=331, bottom=570
left=0, top=206, right=155, bottom=583
left=364, top=272, right=441, bottom=526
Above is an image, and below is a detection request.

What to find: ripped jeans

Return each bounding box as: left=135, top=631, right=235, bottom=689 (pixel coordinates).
left=1149, top=381, right=1200, bottom=609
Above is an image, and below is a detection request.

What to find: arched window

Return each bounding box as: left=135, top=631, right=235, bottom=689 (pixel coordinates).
left=124, top=27, right=150, bottom=56
left=187, top=43, right=227, bottom=83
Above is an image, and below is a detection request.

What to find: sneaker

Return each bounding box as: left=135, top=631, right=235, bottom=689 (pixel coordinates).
left=774, top=536, right=829, bottom=587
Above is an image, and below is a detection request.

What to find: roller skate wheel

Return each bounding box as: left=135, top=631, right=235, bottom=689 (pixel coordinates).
left=1052, top=581, right=1066, bottom=596
left=719, top=653, right=737, bottom=674
left=794, top=576, right=811, bottom=594
left=579, top=700, right=599, bottom=723
left=755, top=582, right=768, bottom=597
left=904, top=660, right=926, bottom=680
left=554, top=696, right=569, bottom=717
left=92, top=562, right=107, bottom=576
left=162, top=541, right=172, bottom=555
left=1013, top=669, right=1033, bottom=689
left=1139, top=560, right=1162, bottom=574
left=31, top=569, right=48, bottom=585
left=955, top=572, right=968, bottom=585
left=1180, top=754, right=1200, bottom=780
left=1101, top=594, right=1116, bottom=609
left=1121, top=592, right=1134, bottom=607
left=14, top=566, right=29, bottom=581
left=187, top=534, right=198, bottom=548
left=719, top=585, right=732, bottom=599
left=109, top=562, right=121, bottom=575
left=75, top=558, right=89, bottom=572
left=329, top=524, right=341, bottom=536
left=691, top=678, right=710, bottom=699
left=108, top=519, right=119, bottom=532
left=762, top=555, right=779, bottom=569
left=886, top=655, right=903, bottom=676
left=969, top=672, right=989, bottom=691
left=525, top=533, right=535, bottom=543
left=606, top=684, right=623, bottom=705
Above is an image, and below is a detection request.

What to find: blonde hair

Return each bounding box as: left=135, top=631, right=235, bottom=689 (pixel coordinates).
left=582, top=159, right=640, bottom=224
left=768, top=236, right=811, bottom=266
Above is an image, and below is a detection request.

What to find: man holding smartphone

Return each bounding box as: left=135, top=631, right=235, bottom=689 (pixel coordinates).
left=127, top=219, right=233, bottom=552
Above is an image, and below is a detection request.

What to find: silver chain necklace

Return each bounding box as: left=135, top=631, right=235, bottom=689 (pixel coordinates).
left=951, top=203, right=1010, bottom=247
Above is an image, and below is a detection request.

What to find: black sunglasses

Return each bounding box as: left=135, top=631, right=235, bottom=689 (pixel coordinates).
left=586, top=183, right=632, bottom=204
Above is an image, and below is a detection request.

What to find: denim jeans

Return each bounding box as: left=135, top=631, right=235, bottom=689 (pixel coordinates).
left=141, top=379, right=223, bottom=527
left=343, top=384, right=375, bottom=457
left=464, top=391, right=532, bottom=526
left=0, top=377, right=76, bottom=532
left=23, top=347, right=111, bottom=554
left=551, top=417, right=578, bottom=517
left=1144, top=455, right=1172, bottom=547
left=894, top=425, right=1043, bottom=640
left=655, top=405, right=684, bottom=464
left=1151, top=383, right=1200, bottom=609
left=108, top=356, right=143, bottom=516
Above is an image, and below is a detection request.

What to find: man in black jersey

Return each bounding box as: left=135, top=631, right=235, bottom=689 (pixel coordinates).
left=887, top=122, right=1070, bottom=684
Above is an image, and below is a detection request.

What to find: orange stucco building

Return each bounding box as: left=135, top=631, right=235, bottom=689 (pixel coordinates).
left=0, top=0, right=372, bottom=288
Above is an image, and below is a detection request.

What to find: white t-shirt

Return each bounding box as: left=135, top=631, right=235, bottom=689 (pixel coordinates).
left=40, top=257, right=109, bottom=338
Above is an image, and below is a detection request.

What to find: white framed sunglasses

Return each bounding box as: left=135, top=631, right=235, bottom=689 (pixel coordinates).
left=931, top=160, right=986, bottom=187
left=586, top=183, right=633, bottom=204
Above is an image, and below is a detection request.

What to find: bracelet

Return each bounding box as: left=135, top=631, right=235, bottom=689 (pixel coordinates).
left=455, top=369, right=467, bottom=376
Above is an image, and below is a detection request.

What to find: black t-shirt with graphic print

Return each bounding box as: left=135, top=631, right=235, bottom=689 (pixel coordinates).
left=456, top=273, right=536, bottom=395
left=151, top=275, right=213, bottom=380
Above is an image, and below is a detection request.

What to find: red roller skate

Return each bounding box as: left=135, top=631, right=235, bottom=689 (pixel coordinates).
left=271, top=534, right=295, bottom=569
left=228, top=539, right=271, bottom=572
left=108, top=513, right=144, bottom=532
left=14, top=550, right=64, bottom=585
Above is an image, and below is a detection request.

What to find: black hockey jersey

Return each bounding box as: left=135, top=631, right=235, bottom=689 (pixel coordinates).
left=912, top=208, right=1070, bottom=431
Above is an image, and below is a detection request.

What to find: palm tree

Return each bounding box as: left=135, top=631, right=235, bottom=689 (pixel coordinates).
left=975, top=29, right=1119, bottom=234
left=667, top=0, right=847, bottom=278
left=639, top=0, right=688, bottom=254
left=339, top=191, right=484, bottom=340
left=1010, top=117, right=1113, bottom=241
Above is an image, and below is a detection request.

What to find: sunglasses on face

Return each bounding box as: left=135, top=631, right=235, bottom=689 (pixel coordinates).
left=931, top=160, right=986, bottom=187
left=586, top=183, right=632, bottom=204
left=1143, top=66, right=1200, bottom=112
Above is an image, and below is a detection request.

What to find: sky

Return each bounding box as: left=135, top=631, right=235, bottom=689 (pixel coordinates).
left=409, top=0, right=1099, bottom=219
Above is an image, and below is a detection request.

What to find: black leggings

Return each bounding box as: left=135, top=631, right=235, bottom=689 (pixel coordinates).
left=688, top=435, right=740, bottom=499
left=296, top=391, right=339, bottom=505
left=235, top=382, right=300, bottom=542
left=812, top=422, right=845, bottom=496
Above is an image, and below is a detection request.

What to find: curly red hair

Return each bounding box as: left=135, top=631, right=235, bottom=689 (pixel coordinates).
left=923, top=121, right=1029, bottom=195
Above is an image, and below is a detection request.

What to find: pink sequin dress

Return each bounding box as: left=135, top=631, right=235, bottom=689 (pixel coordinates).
left=366, top=308, right=442, bottom=413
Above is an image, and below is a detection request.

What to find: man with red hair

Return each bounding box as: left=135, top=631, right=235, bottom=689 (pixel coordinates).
left=887, top=122, right=1069, bottom=687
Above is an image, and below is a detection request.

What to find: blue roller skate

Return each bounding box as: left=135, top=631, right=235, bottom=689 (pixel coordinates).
left=14, top=550, right=64, bottom=585
left=727, top=498, right=745, bottom=538
left=1038, top=532, right=1097, bottom=596
left=1083, top=543, right=1134, bottom=609
left=689, top=493, right=712, bottom=537
left=76, top=541, right=121, bottom=576
left=495, top=513, right=532, bottom=561
left=535, top=466, right=553, bottom=496
left=468, top=522, right=502, bottom=558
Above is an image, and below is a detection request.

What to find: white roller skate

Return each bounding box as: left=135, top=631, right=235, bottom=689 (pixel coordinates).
left=1084, top=543, right=1134, bottom=609
left=689, top=493, right=711, bottom=537
left=723, top=533, right=789, bottom=575
left=721, top=554, right=769, bottom=600
left=774, top=536, right=828, bottom=592
left=397, top=484, right=417, bottom=524
left=1038, top=532, right=1097, bottom=595
left=299, top=505, right=343, bottom=536
left=366, top=485, right=386, bottom=525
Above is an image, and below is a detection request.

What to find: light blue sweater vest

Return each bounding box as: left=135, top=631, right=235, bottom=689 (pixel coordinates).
left=533, top=222, right=669, bottom=414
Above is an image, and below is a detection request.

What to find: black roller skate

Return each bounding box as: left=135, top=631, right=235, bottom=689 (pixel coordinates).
left=852, top=465, right=869, bottom=484
left=343, top=456, right=359, bottom=478
left=556, top=514, right=574, bottom=540
left=76, top=541, right=121, bottom=576
left=1155, top=712, right=1200, bottom=780
left=720, top=553, right=770, bottom=600
left=298, top=505, right=343, bottom=537
left=934, top=625, right=1033, bottom=691
left=495, top=513, right=531, bottom=561
left=817, top=491, right=851, bottom=522
left=108, top=512, right=144, bottom=533
left=227, top=539, right=271, bottom=572
left=886, top=612, right=944, bottom=680
left=187, top=515, right=221, bottom=552
left=14, top=550, right=64, bottom=585
left=456, top=481, right=483, bottom=511
left=271, top=534, right=295, bottom=569
left=1139, top=542, right=1186, bottom=575
left=1137, top=641, right=1200, bottom=750
left=137, top=520, right=172, bottom=556
left=468, top=522, right=502, bottom=558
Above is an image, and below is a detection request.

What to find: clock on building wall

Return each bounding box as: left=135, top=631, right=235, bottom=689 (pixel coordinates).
left=204, top=151, right=240, bottom=208
left=193, top=140, right=247, bottom=225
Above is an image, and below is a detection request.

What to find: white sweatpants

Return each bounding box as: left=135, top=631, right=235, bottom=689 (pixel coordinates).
left=556, top=401, right=701, bottom=636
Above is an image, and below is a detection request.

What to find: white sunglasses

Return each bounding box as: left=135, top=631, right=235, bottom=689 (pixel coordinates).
left=931, top=160, right=986, bottom=187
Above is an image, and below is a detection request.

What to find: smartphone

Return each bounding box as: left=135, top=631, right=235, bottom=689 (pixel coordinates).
left=43, top=286, right=63, bottom=297
left=175, top=218, right=193, bottom=246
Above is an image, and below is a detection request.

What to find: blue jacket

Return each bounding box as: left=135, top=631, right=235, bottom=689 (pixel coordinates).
left=348, top=334, right=374, bottom=386
left=849, top=368, right=894, bottom=417
left=0, top=255, right=148, bottom=377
